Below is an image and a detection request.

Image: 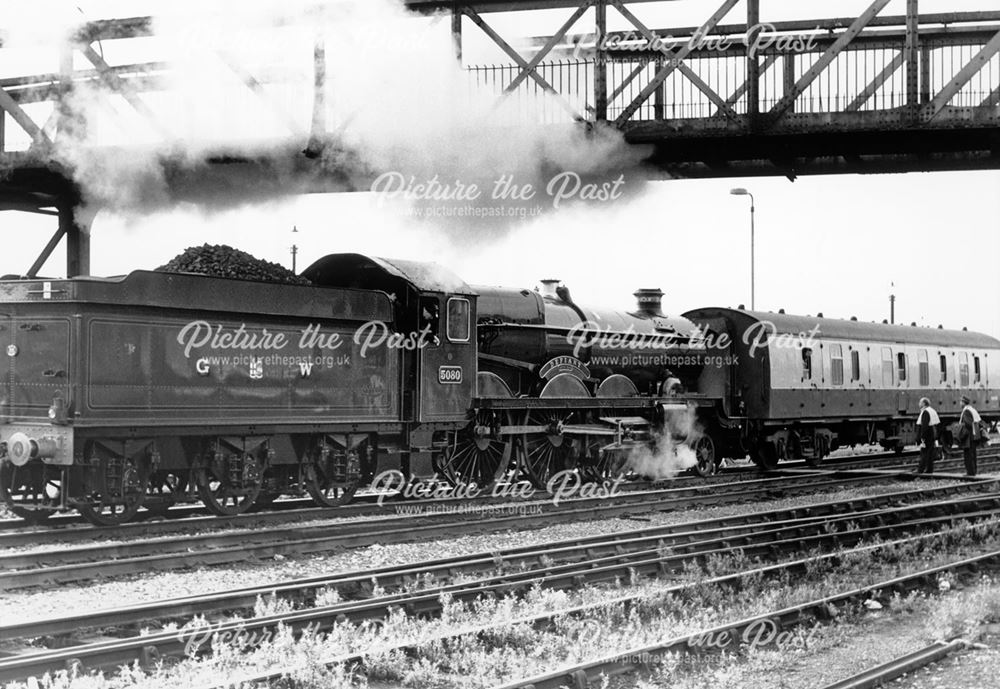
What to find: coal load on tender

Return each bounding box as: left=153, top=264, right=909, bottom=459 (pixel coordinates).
left=157, top=243, right=310, bottom=284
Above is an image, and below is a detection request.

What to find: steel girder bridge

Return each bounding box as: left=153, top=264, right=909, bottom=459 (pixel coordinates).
left=1, top=0, right=999, bottom=276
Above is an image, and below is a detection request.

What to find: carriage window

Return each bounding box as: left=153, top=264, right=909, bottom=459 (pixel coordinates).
left=974, top=356, right=981, bottom=384
left=896, top=352, right=907, bottom=383
left=882, top=347, right=893, bottom=386
left=918, top=350, right=929, bottom=386
left=851, top=350, right=860, bottom=381
left=939, top=354, right=948, bottom=383
left=959, top=352, right=969, bottom=387
left=446, top=297, right=471, bottom=343
left=830, top=344, right=843, bottom=385
left=801, top=348, right=813, bottom=380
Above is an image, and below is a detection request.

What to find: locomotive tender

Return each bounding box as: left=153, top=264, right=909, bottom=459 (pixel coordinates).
left=1, top=252, right=996, bottom=525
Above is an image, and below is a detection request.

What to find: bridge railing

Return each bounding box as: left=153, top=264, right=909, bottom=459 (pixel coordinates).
left=467, top=15, right=1000, bottom=128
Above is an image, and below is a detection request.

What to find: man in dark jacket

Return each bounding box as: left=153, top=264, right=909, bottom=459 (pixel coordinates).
left=915, top=397, right=939, bottom=474
left=958, top=395, right=981, bottom=476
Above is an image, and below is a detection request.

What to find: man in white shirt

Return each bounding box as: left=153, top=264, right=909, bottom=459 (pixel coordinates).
left=958, top=395, right=982, bottom=476
left=915, top=397, right=939, bottom=474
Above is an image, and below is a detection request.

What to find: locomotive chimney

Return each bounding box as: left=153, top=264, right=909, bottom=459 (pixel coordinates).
left=633, top=288, right=664, bottom=316
left=538, top=279, right=561, bottom=300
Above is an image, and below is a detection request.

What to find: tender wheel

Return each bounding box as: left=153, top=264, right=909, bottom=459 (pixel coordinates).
left=303, top=436, right=361, bottom=508
left=304, top=463, right=357, bottom=508
left=438, top=411, right=512, bottom=489
left=196, top=453, right=263, bottom=516
left=0, top=462, right=60, bottom=525
left=517, top=410, right=577, bottom=490
left=691, top=435, right=717, bottom=477
left=76, top=454, right=147, bottom=527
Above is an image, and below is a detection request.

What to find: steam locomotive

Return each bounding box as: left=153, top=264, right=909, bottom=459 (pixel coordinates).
left=1, top=252, right=997, bottom=525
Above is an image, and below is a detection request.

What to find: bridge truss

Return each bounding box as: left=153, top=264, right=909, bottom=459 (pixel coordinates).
left=1, top=0, right=998, bottom=275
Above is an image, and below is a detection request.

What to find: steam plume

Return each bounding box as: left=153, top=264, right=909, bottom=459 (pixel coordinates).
left=625, top=403, right=702, bottom=479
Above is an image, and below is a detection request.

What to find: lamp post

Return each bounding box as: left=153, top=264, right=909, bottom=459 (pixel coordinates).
left=729, top=188, right=755, bottom=310
left=291, top=225, right=299, bottom=273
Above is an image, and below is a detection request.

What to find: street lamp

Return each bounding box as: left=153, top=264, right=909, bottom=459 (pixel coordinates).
left=729, top=187, right=755, bottom=311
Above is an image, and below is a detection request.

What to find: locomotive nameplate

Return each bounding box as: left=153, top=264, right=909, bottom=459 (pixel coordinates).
left=539, top=355, right=591, bottom=381
left=438, top=366, right=463, bottom=384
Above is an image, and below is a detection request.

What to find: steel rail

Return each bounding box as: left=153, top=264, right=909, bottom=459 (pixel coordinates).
left=818, top=639, right=969, bottom=689
left=1, top=443, right=993, bottom=534
left=0, top=470, right=923, bottom=588
left=3, top=486, right=994, bottom=642
left=0, top=468, right=818, bottom=542
left=203, top=529, right=1000, bottom=689
left=0, top=481, right=1000, bottom=640
left=2, top=497, right=998, bottom=682
left=0, top=468, right=782, bottom=539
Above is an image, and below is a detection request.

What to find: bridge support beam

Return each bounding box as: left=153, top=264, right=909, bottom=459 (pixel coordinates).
left=746, top=0, right=760, bottom=126
left=451, top=2, right=462, bottom=62
left=62, top=201, right=91, bottom=278
left=595, top=0, right=607, bottom=121
left=906, top=0, right=919, bottom=114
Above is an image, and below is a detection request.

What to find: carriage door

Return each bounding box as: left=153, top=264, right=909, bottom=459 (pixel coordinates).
left=896, top=349, right=910, bottom=414
left=418, top=294, right=476, bottom=422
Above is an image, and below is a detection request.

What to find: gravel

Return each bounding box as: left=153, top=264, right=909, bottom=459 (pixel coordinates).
left=641, top=579, right=1000, bottom=689
left=0, top=479, right=965, bottom=624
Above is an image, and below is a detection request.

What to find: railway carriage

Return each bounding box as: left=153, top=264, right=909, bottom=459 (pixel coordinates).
left=683, top=308, right=1000, bottom=469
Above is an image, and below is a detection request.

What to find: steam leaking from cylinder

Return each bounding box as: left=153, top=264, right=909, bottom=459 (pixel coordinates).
left=624, top=403, right=702, bottom=479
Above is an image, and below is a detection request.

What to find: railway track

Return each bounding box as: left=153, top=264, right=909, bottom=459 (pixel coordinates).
left=3, top=469, right=976, bottom=589
left=0, top=470, right=769, bottom=541
left=495, top=544, right=1000, bottom=689
left=1, top=480, right=998, bottom=683
left=0, top=443, right=992, bottom=533
left=817, top=640, right=969, bottom=689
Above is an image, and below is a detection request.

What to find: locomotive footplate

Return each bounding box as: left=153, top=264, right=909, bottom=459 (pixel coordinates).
left=472, top=395, right=715, bottom=410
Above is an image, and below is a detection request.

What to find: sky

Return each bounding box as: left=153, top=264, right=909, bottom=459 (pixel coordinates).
left=2, top=0, right=999, bottom=337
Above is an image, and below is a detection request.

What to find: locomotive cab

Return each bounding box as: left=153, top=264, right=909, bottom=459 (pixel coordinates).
left=302, top=253, right=477, bottom=426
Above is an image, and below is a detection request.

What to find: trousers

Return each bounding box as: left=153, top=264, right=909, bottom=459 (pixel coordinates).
left=917, top=445, right=935, bottom=474
left=963, top=445, right=978, bottom=476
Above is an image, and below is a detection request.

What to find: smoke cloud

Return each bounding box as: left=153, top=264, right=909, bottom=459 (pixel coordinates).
left=5, top=0, right=652, bottom=236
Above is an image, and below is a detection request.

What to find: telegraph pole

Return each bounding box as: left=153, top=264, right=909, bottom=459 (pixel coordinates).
left=890, top=282, right=896, bottom=324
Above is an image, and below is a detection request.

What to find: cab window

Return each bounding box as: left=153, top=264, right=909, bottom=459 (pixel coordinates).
left=974, top=355, right=981, bottom=384
left=419, top=296, right=440, bottom=345
left=939, top=354, right=948, bottom=383
left=959, top=352, right=970, bottom=386
left=896, top=352, right=907, bottom=383
left=801, top=348, right=813, bottom=380
left=446, top=297, right=471, bottom=343
left=851, top=350, right=861, bottom=382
